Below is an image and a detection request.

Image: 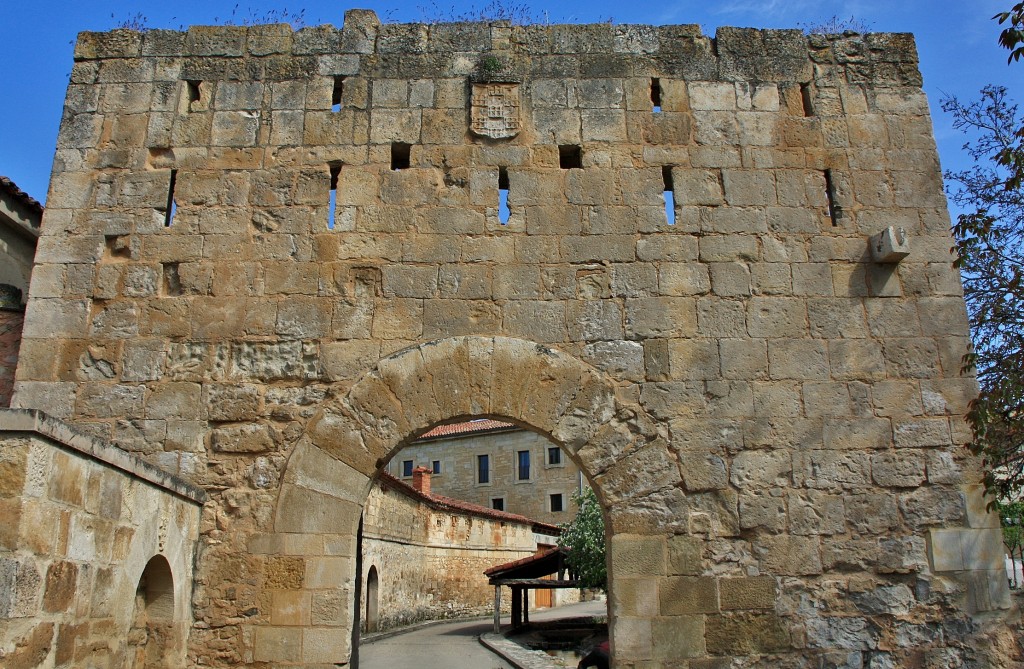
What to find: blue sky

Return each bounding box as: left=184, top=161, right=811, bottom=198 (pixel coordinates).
left=1, top=0, right=1021, bottom=204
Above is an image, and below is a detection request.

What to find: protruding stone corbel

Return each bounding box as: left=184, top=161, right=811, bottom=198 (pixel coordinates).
left=870, top=226, right=910, bottom=263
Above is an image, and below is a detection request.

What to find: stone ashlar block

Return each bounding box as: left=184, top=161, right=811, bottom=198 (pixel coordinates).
left=651, top=615, right=706, bottom=659
left=612, top=534, right=666, bottom=577
left=211, top=423, right=275, bottom=454
left=303, top=626, right=351, bottom=663
left=667, top=534, right=703, bottom=576
left=739, top=493, right=787, bottom=532
left=705, top=611, right=790, bottom=655
left=271, top=590, right=311, bottom=626
left=757, top=535, right=822, bottom=576
left=730, top=449, right=791, bottom=489
left=253, top=626, right=303, bottom=663
left=720, top=576, right=776, bottom=611
left=660, top=576, right=719, bottom=615
left=276, top=484, right=363, bottom=535
left=612, top=577, right=660, bottom=617
left=612, top=616, right=653, bottom=661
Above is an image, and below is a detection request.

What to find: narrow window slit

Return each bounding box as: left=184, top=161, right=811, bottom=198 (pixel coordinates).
left=662, top=165, right=675, bottom=226
left=186, top=81, right=201, bottom=113
left=163, top=169, right=177, bottom=227
left=559, top=145, right=582, bottom=169
left=498, top=167, right=510, bottom=225
left=651, top=78, right=663, bottom=113
left=800, top=82, right=814, bottom=117
left=824, top=169, right=841, bottom=226
left=332, top=77, right=345, bottom=112
left=328, top=163, right=341, bottom=229
left=391, top=143, right=411, bottom=170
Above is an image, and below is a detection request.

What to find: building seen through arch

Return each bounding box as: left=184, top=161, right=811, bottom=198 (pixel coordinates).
left=359, top=432, right=582, bottom=634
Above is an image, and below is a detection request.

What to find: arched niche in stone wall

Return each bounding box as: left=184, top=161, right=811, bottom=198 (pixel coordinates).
left=262, top=335, right=698, bottom=667
left=128, top=554, right=176, bottom=669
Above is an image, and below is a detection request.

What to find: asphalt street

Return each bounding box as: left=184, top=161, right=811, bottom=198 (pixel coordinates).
left=360, top=617, right=515, bottom=669
left=359, top=600, right=607, bottom=669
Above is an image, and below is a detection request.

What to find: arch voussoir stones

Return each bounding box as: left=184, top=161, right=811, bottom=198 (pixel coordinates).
left=593, top=437, right=683, bottom=507
left=420, top=336, right=495, bottom=420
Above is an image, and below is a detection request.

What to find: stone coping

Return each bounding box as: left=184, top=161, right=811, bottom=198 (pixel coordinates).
left=0, top=408, right=207, bottom=505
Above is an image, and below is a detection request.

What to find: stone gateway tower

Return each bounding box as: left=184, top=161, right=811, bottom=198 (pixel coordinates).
left=6, top=9, right=1017, bottom=668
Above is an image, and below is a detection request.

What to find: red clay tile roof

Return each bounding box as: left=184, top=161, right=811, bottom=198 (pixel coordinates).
left=417, top=419, right=518, bottom=440
left=484, top=546, right=564, bottom=577
left=0, top=176, right=44, bottom=220
left=377, top=471, right=561, bottom=535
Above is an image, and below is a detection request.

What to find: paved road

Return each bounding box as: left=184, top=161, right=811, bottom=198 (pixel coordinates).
left=359, top=600, right=607, bottom=669
left=360, top=617, right=515, bottom=669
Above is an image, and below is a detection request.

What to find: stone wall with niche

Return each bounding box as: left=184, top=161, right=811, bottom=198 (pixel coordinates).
left=0, top=409, right=203, bottom=668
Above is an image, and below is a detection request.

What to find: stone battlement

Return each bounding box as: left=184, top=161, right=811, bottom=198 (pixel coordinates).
left=72, top=13, right=919, bottom=86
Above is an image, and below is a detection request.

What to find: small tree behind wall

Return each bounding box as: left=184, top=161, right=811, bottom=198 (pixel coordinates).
left=1001, top=500, right=1024, bottom=588
left=559, top=487, right=607, bottom=592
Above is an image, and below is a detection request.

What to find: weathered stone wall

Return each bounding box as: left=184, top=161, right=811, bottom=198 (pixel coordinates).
left=386, top=427, right=584, bottom=524
left=0, top=409, right=203, bottom=668
left=0, top=310, right=24, bottom=407
left=11, top=10, right=1017, bottom=668
left=361, top=475, right=552, bottom=632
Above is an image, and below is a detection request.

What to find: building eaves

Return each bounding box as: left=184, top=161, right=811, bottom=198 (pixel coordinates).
left=416, top=419, right=520, bottom=441
left=0, top=176, right=44, bottom=220
left=377, top=471, right=561, bottom=534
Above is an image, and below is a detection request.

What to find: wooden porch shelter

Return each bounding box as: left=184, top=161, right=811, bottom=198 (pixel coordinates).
left=484, top=547, right=579, bottom=632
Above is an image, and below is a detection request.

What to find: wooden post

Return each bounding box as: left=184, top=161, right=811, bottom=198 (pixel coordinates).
left=522, top=588, right=529, bottom=625
left=493, top=586, right=501, bottom=633
left=511, top=586, right=521, bottom=629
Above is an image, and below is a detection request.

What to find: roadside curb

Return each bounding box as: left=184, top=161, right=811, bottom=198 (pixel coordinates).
left=480, top=632, right=563, bottom=669
left=361, top=614, right=493, bottom=645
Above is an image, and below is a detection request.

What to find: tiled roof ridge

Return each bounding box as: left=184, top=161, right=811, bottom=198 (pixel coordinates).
left=377, top=471, right=561, bottom=534
left=0, top=176, right=44, bottom=219
left=484, top=545, right=564, bottom=576
left=416, top=419, right=519, bottom=440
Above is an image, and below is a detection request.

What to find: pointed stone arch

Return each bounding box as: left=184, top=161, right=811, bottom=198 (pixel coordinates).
left=258, top=336, right=686, bottom=666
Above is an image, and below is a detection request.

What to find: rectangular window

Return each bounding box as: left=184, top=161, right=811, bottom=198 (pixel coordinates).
left=432, top=460, right=442, bottom=475
left=402, top=459, right=414, bottom=478
left=182, top=80, right=202, bottom=114
left=662, top=165, right=675, bottom=226
left=163, top=169, right=178, bottom=227
left=800, top=82, right=814, bottom=117
left=491, top=497, right=505, bottom=511
left=477, top=454, right=490, bottom=484
left=332, top=76, right=345, bottom=112
left=547, top=447, right=562, bottom=466
left=651, top=77, right=663, bottom=113
left=517, top=450, right=531, bottom=481
left=824, top=169, right=841, bottom=226
left=498, top=166, right=510, bottom=225
left=391, top=142, right=411, bottom=170
left=558, top=145, right=582, bottom=169
left=328, top=163, right=341, bottom=229
left=550, top=493, right=564, bottom=513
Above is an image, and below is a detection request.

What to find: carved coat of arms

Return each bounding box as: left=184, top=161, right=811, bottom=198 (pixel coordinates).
left=470, top=83, right=521, bottom=140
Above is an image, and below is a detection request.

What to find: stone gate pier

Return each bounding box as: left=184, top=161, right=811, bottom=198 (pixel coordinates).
left=1, top=9, right=1018, bottom=668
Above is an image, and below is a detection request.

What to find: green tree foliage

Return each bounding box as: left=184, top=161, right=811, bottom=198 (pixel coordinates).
left=942, top=6, right=1024, bottom=500
left=558, top=488, right=606, bottom=591
left=999, top=499, right=1024, bottom=587
left=997, top=3, right=1024, bottom=63
left=943, top=85, right=1024, bottom=499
